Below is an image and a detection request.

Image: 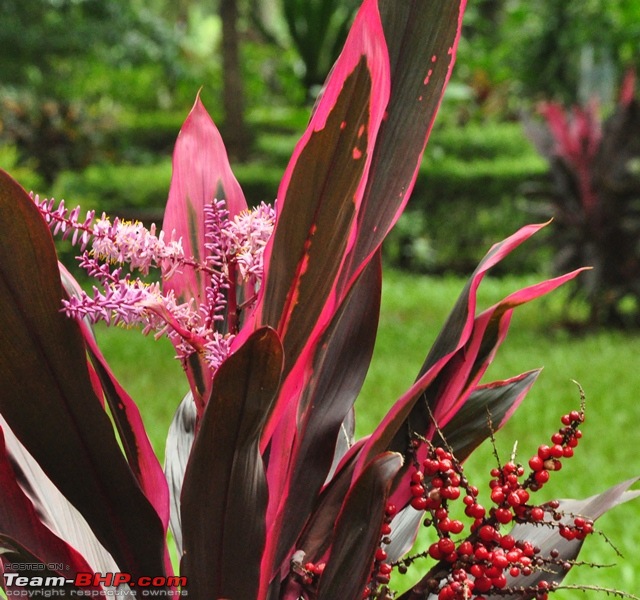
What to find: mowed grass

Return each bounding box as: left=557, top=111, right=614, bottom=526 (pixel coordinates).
left=93, top=269, right=640, bottom=598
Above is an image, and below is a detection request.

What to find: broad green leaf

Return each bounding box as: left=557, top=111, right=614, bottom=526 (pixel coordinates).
left=180, top=327, right=283, bottom=600
left=0, top=171, right=167, bottom=579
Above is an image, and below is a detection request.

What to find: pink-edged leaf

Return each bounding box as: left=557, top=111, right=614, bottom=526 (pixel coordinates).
left=180, top=327, right=283, bottom=600
left=264, top=252, right=382, bottom=578
left=164, top=391, right=196, bottom=556
left=419, top=223, right=551, bottom=379
left=354, top=267, right=585, bottom=509
left=162, top=92, right=247, bottom=304
left=1, top=414, right=122, bottom=576
left=316, top=452, right=403, bottom=600
left=351, top=226, right=567, bottom=472
left=59, top=264, right=170, bottom=538
left=83, top=329, right=170, bottom=527
left=429, top=270, right=586, bottom=432
left=285, top=450, right=363, bottom=571
left=0, top=171, right=167, bottom=579
left=253, top=0, right=389, bottom=367
left=162, top=94, right=248, bottom=405
left=339, top=0, right=468, bottom=290
left=437, top=370, right=541, bottom=462
left=0, top=427, right=102, bottom=586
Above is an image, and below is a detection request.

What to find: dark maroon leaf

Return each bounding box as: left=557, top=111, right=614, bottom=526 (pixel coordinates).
left=1, top=414, right=122, bottom=576
left=0, top=171, right=167, bottom=579
left=339, top=0, right=467, bottom=290
left=316, top=452, right=402, bottom=600
left=180, top=327, right=283, bottom=600
left=0, top=427, right=99, bottom=580
left=267, top=252, right=382, bottom=576
left=436, top=370, right=541, bottom=462
left=253, top=0, right=389, bottom=380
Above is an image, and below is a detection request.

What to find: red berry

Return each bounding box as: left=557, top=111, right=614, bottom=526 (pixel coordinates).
left=569, top=410, right=582, bottom=422
left=411, top=483, right=425, bottom=497
left=428, top=542, right=442, bottom=560
left=479, top=525, right=497, bottom=543
left=442, top=486, right=460, bottom=500
left=475, top=545, right=491, bottom=561
left=530, top=507, right=545, bottom=521
left=473, top=576, right=492, bottom=594
left=550, top=444, right=564, bottom=458
left=495, top=507, right=512, bottom=524
left=422, top=459, right=439, bottom=475
left=458, top=541, right=473, bottom=556
left=375, top=548, right=387, bottom=562
left=469, top=503, right=486, bottom=519
left=506, top=549, right=522, bottom=563
left=500, top=535, right=516, bottom=550
left=438, top=537, right=456, bottom=555
left=449, top=519, right=464, bottom=534
left=537, top=445, right=551, bottom=459
left=490, top=488, right=505, bottom=504
left=379, top=563, right=392, bottom=575
left=411, top=471, right=424, bottom=484
left=534, top=469, right=550, bottom=484
left=469, top=563, right=484, bottom=578
left=492, top=551, right=509, bottom=569
left=528, top=455, right=544, bottom=471
left=492, top=573, right=507, bottom=589
left=411, top=496, right=428, bottom=511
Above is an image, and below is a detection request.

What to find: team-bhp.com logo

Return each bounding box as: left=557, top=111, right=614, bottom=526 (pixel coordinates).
left=3, top=570, right=188, bottom=597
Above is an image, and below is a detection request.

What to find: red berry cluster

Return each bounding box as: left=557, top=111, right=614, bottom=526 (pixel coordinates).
left=370, top=408, right=593, bottom=600
left=292, top=557, right=326, bottom=587
left=363, top=502, right=397, bottom=599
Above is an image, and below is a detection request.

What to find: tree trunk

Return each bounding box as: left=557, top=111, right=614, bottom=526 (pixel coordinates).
left=220, top=0, right=251, bottom=162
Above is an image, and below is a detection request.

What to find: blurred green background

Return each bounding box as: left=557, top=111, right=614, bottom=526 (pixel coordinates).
left=1, top=1, right=639, bottom=597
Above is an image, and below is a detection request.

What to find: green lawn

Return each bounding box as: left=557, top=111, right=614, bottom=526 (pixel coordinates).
left=90, top=269, right=640, bottom=598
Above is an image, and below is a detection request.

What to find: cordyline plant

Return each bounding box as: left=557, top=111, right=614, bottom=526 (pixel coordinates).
left=525, top=71, right=640, bottom=328
left=0, top=2, right=638, bottom=600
